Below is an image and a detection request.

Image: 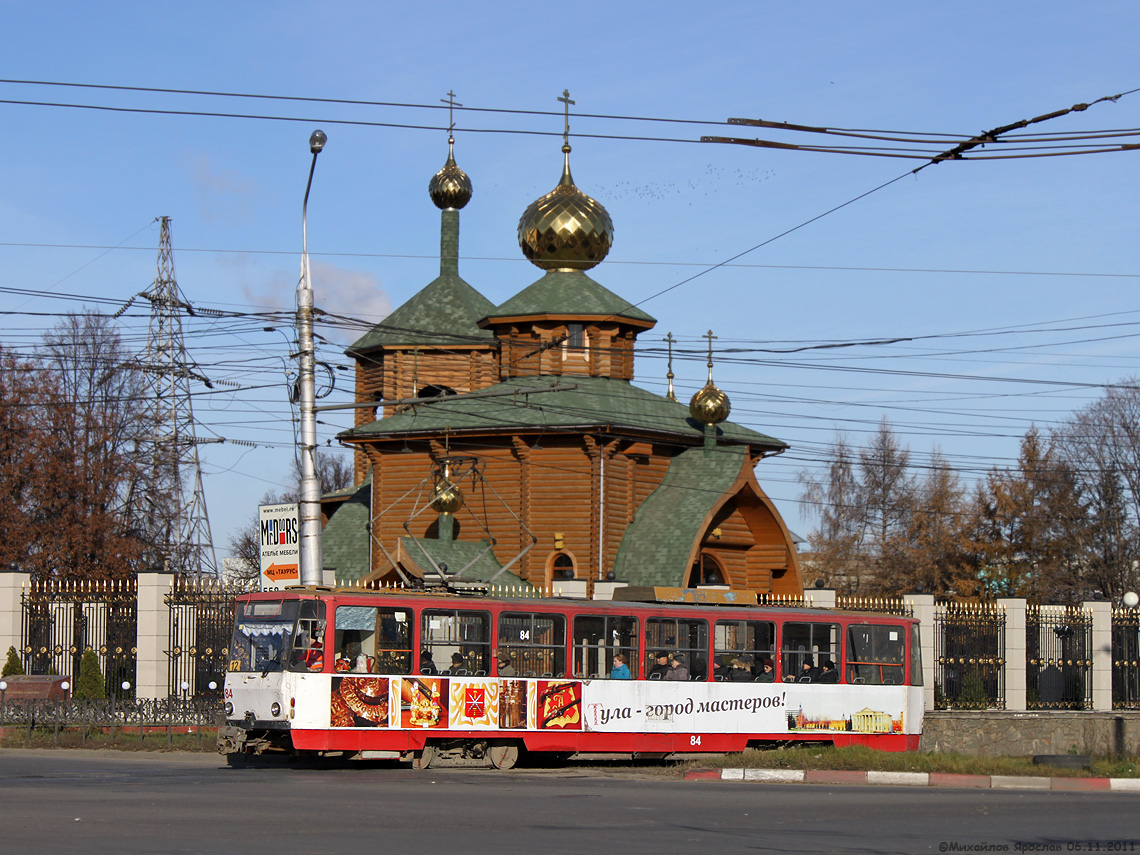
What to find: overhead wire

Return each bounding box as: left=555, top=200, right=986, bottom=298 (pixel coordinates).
left=3, top=80, right=1139, bottom=529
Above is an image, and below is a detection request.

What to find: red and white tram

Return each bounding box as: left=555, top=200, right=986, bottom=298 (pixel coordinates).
left=218, top=586, right=923, bottom=768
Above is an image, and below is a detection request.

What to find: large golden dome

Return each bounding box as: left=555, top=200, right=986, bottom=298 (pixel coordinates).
left=518, top=145, right=613, bottom=271
left=428, top=137, right=472, bottom=210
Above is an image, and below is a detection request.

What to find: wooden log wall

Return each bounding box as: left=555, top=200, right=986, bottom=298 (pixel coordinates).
left=355, top=434, right=799, bottom=593
left=351, top=348, right=499, bottom=485
left=493, top=322, right=637, bottom=381
left=528, top=439, right=598, bottom=582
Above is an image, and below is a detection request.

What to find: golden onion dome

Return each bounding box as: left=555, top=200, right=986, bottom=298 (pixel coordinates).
left=689, top=382, right=732, bottom=425
left=518, top=144, right=613, bottom=271
left=430, top=479, right=464, bottom=515
left=428, top=138, right=473, bottom=210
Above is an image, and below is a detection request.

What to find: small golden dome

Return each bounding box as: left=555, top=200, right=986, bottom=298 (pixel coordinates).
left=430, top=479, right=464, bottom=515
left=690, top=330, right=731, bottom=424
left=429, top=138, right=472, bottom=210
left=518, top=145, right=613, bottom=271
left=689, top=382, right=732, bottom=425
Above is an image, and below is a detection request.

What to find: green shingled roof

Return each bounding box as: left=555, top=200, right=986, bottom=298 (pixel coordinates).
left=612, top=444, right=748, bottom=587
left=322, top=479, right=372, bottom=583
left=399, top=536, right=534, bottom=592
left=347, top=273, right=495, bottom=353
left=342, top=375, right=785, bottom=449
left=483, top=269, right=655, bottom=325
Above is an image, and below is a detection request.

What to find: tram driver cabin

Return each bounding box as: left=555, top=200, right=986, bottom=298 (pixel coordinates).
left=220, top=586, right=923, bottom=766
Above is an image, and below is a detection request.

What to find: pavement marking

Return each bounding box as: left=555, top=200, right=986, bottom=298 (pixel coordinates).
left=867, top=771, right=929, bottom=786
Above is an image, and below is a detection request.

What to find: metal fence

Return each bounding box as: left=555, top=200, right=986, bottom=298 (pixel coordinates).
left=1113, top=607, right=1140, bottom=710
left=166, top=578, right=237, bottom=698
left=1027, top=605, right=1092, bottom=710
left=835, top=595, right=913, bottom=617
left=16, top=577, right=243, bottom=698
left=934, top=602, right=1005, bottom=710
left=20, top=579, right=138, bottom=700
left=0, top=696, right=221, bottom=731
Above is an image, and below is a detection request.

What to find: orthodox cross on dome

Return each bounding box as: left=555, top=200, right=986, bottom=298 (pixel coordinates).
left=441, top=90, right=462, bottom=141
left=664, top=332, right=677, bottom=402
left=558, top=89, right=575, bottom=150
left=703, top=329, right=718, bottom=383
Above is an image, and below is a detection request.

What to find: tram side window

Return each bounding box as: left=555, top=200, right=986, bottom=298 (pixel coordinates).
left=334, top=606, right=412, bottom=674
left=846, top=624, right=905, bottom=685
left=714, top=620, right=776, bottom=681
left=421, top=609, right=491, bottom=676
left=781, top=622, right=839, bottom=683
left=645, top=618, right=709, bottom=681
left=910, top=623, right=924, bottom=686
left=288, top=600, right=328, bottom=672
left=499, top=612, right=567, bottom=677
left=572, top=615, right=639, bottom=678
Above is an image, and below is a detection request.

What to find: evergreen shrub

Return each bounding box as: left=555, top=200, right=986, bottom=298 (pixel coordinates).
left=74, top=649, right=106, bottom=700
left=1, top=646, right=23, bottom=678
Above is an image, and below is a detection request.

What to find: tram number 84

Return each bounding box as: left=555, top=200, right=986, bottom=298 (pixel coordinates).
left=690, top=735, right=701, bottom=746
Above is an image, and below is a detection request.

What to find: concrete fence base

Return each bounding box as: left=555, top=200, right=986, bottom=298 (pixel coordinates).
left=920, top=710, right=1140, bottom=756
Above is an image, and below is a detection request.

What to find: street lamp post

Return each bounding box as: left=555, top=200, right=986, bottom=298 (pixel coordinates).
left=297, top=129, right=326, bottom=587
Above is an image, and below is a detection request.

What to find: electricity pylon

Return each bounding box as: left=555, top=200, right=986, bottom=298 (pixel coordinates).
left=130, top=216, right=219, bottom=577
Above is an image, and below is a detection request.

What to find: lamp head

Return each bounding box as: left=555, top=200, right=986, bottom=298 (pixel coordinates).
left=309, top=130, right=327, bottom=154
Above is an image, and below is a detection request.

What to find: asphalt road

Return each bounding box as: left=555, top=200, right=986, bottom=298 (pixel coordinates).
left=0, top=750, right=1136, bottom=854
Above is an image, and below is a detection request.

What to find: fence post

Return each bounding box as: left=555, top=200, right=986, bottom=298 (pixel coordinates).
left=136, top=571, right=175, bottom=700
left=997, top=597, right=1026, bottom=711
left=0, top=566, right=29, bottom=663
left=1084, top=599, right=1113, bottom=711
left=806, top=587, right=836, bottom=609
left=903, top=593, right=936, bottom=711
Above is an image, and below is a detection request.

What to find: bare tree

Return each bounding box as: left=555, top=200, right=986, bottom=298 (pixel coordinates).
left=291, top=450, right=354, bottom=495
left=30, top=313, right=152, bottom=578
left=858, top=417, right=916, bottom=568
left=799, top=433, right=869, bottom=592
left=1053, top=381, right=1140, bottom=598
left=800, top=420, right=916, bottom=593
left=0, top=349, right=43, bottom=572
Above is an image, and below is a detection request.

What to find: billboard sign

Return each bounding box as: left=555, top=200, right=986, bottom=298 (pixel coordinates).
left=259, top=502, right=299, bottom=590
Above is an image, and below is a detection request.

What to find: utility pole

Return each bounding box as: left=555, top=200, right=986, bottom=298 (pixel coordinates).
left=297, top=130, right=326, bottom=586
left=131, top=216, right=219, bottom=577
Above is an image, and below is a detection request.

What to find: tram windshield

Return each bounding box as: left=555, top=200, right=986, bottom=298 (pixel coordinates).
left=229, top=599, right=302, bottom=673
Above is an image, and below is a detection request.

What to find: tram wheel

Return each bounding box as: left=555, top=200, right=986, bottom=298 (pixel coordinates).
left=411, top=745, right=435, bottom=771
left=488, top=743, right=519, bottom=770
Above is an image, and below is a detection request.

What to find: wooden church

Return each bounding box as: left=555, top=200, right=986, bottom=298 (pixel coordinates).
left=321, top=118, right=804, bottom=597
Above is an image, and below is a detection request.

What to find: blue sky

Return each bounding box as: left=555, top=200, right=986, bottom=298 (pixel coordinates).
left=3, top=2, right=1138, bottom=561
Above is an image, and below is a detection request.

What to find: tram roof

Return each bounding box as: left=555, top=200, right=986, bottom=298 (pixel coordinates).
left=245, top=585, right=914, bottom=622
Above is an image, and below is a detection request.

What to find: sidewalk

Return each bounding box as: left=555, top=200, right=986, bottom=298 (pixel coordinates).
left=684, top=767, right=1140, bottom=792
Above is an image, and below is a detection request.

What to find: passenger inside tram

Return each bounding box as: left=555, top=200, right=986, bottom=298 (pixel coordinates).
left=756, top=659, right=776, bottom=682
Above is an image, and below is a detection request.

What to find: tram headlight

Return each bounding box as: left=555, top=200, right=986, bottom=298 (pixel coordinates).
left=271, top=702, right=282, bottom=717
left=224, top=701, right=234, bottom=717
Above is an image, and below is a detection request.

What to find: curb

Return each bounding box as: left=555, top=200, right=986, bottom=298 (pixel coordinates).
left=683, top=768, right=1140, bottom=792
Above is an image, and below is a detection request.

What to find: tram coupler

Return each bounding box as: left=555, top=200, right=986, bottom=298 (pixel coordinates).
left=216, top=725, right=248, bottom=756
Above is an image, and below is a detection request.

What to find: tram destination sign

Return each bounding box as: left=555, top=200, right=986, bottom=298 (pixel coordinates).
left=259, top=502, right=300, bottom=591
